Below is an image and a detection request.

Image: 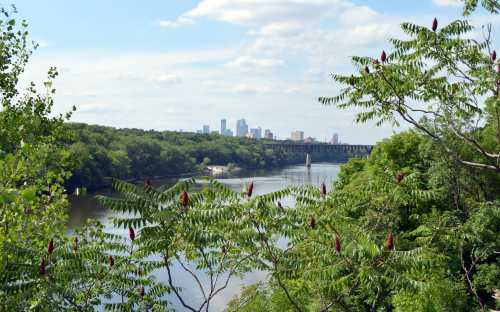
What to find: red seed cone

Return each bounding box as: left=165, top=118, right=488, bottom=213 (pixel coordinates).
left=321, top=182, right=327, bottom=196
left=381, top=50, right=387, bottom=63
left=492, top=50, right=497, bottom=62
left=47, top=239, right=54, bottom=255
left=277, top=201, right=283, bottom=210
left=129, top=227, right=135, bottom=241
left=39, top=258, right=46, bottom=275
left=364, top=65, right=370, bottom=74
left=372, top=59, right=380, bottom=66
left=395, top=172, right=405, bottom=184
left=432, top=18, right=438, bottom=32
left=497, top=63, right=500, bottom=73
left=386, top=232, right=394, bottom=250
left=108, top=255, right=114, bottom=267
left=309, top=216, right=316, bottom=229
left=247, top=182, right=254, bottom=198
left=138, top=286, right=145, bottom=298
left=335, top=236, right=341, bottom=253
left=180, top=191, right=189, bottom=207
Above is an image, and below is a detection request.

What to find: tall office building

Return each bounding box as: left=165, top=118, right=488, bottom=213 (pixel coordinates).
left=202, top=125, right=210, bottom=134
left=291, top=130, right=304, bottom=141
left=236, top=119, right=248, bottom=137
left=249, top=127, right=262, bottom=139
left=220, top=119, right=227, bottom=135
left=264, top=129, right=273, bottom=140
left=331, top=133, right=339, bottom=144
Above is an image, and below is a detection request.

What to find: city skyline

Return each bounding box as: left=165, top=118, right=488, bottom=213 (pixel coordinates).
left=194, top=117, right=343, bottom=143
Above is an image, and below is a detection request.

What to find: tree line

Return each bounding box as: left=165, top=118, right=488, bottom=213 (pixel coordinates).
left=65, top=123, right=304, bottom=191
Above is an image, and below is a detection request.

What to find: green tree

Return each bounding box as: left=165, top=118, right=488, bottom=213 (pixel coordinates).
left=0, top=8, right=166, bottom=311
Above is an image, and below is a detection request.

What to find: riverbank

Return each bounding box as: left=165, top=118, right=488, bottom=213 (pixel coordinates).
left=68, top=162, right=341, bottom=227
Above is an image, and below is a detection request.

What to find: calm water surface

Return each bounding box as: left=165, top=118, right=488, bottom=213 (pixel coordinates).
left=68, top=163, right=340, bottom=311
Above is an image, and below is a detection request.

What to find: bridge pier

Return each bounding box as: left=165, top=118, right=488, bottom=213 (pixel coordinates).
left=306, top=153, right=311, bottom=168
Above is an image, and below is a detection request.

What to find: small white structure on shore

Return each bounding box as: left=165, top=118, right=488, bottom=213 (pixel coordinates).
left=206, top=166, right=226, bottom=175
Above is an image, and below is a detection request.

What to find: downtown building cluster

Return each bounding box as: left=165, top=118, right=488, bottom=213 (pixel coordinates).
left=289, top=130, right=341, bottom=144
left=197, top=119, right=274, bottom=140
left=197, top=120, right=341, bottom=144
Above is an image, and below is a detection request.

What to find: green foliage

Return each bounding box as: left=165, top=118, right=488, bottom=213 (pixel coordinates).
left=392, top=276, right=469, bottom=312
left=462, top=0, right=500, bottom=15
left=319, top=10, right=500, bottom=172
left=97, top=178, right=260, bottom=311
left=0, top=8, right=165, bottom=311
left=93, top=154, right=455, bottom=311
left=219, top=129, right=498, bottom=311
left=1, top=221, right=168, bottom=311
left=0, top=5, right=31, bottom=101
left=0, top=5, right=69, bottom=253
left=314, top=9, right=500, bottom=308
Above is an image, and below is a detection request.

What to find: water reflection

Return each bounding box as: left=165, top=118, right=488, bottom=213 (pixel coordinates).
left=68, top=163, right=340, bottom=311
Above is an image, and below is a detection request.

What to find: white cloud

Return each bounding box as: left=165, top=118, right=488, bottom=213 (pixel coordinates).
left=159, top=16, right=194, bottom=28
left=339, top=5, right=379, bottom=25
left=251, top=20, right=304, bottom=36
left=151, top=73, right=182, bottom=84
left=77, top=102, right=113, bottom=113
left=164, top=0, right=398, bottom=78
left=166, top=0, right=344, bottom=27
left=226, top=56, right=284, bottom=69
left=342, top=23, right=393, bottom=46
left=433, top=0, right=462, bottom=6
left=231, top=83, right=273, bottom=93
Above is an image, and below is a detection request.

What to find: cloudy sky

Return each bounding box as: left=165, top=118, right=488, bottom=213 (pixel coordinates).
left=13, top=0, right=496, bottom=143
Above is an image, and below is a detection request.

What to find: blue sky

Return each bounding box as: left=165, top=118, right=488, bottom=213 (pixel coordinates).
left=12, top=0, right=495, bottom=144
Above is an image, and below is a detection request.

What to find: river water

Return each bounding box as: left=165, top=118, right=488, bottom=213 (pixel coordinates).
left=68, top=163, right=341, bottom=311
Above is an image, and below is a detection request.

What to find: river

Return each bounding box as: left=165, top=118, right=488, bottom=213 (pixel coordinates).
left=68, top=163, right=341, bottom=311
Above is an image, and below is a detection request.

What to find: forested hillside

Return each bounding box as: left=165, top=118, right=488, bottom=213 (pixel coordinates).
left=65, top=123, right=303, bottom=190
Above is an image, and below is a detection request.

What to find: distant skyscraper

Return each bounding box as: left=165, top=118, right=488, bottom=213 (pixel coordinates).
left=249, top=127, right=262, bottom=139
left=291, top=130, right=304, bottom=141
left=236, top=119, right=248, bottom=137
left=220, top=119, right=227, bottom=135
left=331, top=133, right=339, bottom=144
left=264, top=129, right=273, bottom=140
left=202, top=125, right=210, bottom=134
left=225, top=129, right=233, bottom=137
left=304, top=136, right=316, bottom=143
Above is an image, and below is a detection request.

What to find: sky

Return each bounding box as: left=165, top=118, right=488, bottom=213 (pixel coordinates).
left=10, top=0, right=498, bottom=144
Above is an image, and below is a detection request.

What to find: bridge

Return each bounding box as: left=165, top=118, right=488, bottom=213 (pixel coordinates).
left=265, top=142, right=373, bottom=164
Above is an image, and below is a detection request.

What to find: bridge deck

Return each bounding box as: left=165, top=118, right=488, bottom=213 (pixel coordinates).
left=265, top=142, right=373, bottom=153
